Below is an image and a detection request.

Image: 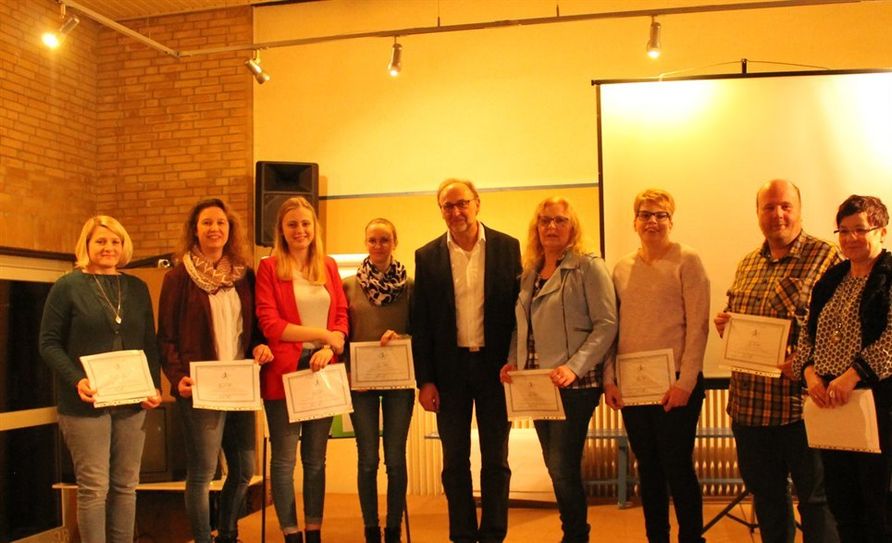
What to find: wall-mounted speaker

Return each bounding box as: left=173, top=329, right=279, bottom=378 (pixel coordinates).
left=255, top=161, right=319, bottom=247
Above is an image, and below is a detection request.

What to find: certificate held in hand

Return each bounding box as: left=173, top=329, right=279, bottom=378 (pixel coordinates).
left=720, top=313, right=790, bottom=377
left=349, top=338, right=415, bottom=390
left=190, top=360, right=261, bottom=411
left=283, top=363, right=353, bottom=423
left=616, top=349, right=676, bottom=406
left=803, top=389, right=881, bottom=453
left=79, top=350, right=156, bottom=408
left=503, top=369, right=566, bottom=421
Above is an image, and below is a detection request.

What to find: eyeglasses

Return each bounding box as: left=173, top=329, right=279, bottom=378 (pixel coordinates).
left=834, top=226, right=881, bottom=238
left=636, top=210, right=671, bottom=222
left=440, top=199, right=473, bottom=212
left=537, top=216, right=571, bottom=228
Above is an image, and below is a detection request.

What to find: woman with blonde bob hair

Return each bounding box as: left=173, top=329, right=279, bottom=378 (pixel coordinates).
left=500, top=196, right=617, bottom=543
left=73, top=215, right=134, bottom=270
left=158, top=198, right=273, bottom=543
left=255, top=196, right=349, bottom=543
left=604, top=188, right=710, bottom=543
left=40, top=215, right=162, bottom=543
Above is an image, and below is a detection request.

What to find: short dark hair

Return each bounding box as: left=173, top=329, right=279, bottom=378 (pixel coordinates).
left=836, top=194, right=889, bottom=228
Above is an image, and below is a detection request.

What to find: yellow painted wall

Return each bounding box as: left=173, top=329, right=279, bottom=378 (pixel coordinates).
left=319, top=185, right=599, bottom=271
left=253, top=0, right=891, bottom=196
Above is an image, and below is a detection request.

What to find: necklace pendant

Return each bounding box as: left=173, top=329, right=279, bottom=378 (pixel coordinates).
left=115, top=316, right=122, bottom=325
left=831, top=329, right=841, bottom=343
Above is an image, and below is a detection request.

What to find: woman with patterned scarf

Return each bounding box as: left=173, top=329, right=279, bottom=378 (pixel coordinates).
left=158, top=198, right=273, bottom=543
left=343, top=218, right=414, bottom=543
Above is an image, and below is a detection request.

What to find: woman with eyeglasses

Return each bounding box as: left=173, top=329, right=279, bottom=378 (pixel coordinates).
left=255, top=196, right=348, bottom=543
left=603, top=188, right=710, bottom=543
left=499, top=196, right=617, bottom=543
left=793, top=194, right=892, bottom=543
left=157, top=198, right=273, bottom=543
left=39, top=215, right=162, bottom=543
left=343, top=218, right=413, bottom=543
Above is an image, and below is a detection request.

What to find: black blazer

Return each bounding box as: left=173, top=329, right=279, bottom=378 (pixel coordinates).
left=411, top=224, right=521, bottom=389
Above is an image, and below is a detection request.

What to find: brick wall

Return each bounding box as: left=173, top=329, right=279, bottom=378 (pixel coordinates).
left=95, top=7, right=254, bottom=261
left=0, top=0, right=98, bottom=255
left=0, top=2, right=254, bottom=260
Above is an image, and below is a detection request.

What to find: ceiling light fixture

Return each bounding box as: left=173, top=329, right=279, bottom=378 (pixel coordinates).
left=42, top=3, right=79, bottom=49
left=388, top=39, right=402, bottom=77
left=646, top=17, right=662, bottom=59
left=245, top=50, right=270, bottom=84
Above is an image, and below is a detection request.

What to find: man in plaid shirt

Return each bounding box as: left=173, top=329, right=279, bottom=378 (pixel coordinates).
left=715, top=179, right=841, bottom=543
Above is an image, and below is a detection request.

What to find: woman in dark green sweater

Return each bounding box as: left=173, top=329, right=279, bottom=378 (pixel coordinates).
left=39, top=215, right=161, bottom=543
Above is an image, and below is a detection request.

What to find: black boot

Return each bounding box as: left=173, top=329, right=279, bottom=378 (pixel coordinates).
left=384, top=526, right=401, bottom=543
left=304, top=529, right=321, bottom=543
left=214, top=533, right=238, bottom=543
left=364, top=526, right=382, bottom=543
left=284, top=532, right=304, bottom=543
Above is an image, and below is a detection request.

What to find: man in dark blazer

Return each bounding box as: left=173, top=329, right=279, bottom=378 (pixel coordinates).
left=412, top=178, right=521, bottom=543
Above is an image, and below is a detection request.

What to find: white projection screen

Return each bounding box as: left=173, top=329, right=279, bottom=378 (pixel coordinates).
left=597, top=70, right=892, bottom=376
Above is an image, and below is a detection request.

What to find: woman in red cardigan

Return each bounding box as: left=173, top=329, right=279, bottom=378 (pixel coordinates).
left=255, top=196, right=348, bottom=543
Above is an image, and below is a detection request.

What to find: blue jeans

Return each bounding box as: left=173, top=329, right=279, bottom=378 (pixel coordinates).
left=534, top=387, right=601, bottom=543
left=58, top=407, right=147, bottom=543
left=732, top=420, right=839, bottom=543
left=622, top=374, right=705, bottom=543
left=176, top=398, right=256, bottom=543
left=265, top=350, right=332, bottom=533
left=349, top=388, right=414, bottom=529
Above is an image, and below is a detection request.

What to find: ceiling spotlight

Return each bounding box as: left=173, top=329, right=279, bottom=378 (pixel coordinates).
left=388, top=39, right=402, bottom=77
left=42, top=4, right=79, bottom=50
left=245, top=50, right=270, bottom=84
left=646, top=17, right=662, bottom=59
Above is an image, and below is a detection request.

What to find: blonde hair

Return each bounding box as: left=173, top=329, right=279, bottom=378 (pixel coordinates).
left=365, top=218, right=398, bottom=245
left=74, top=215, right=134, bottom=270
left=522, top=197, right=586, bottom=273
left=633, top=188, right=676, bottom=216
left=271, top=196, right=327, bottom=284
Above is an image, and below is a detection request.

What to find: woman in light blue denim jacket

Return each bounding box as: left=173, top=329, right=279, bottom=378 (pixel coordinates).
left=500, top=196, right=617, bottom=543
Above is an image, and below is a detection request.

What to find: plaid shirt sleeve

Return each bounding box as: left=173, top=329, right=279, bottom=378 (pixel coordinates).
left=725, top=232, right=842, bottom=426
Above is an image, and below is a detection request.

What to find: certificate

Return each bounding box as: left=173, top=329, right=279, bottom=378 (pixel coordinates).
left=616, top=349, right=676, bottom=406
left=720, top=313, right=790, bottom=377
left=803, top=389, right=881, bottom=453
left=283, top=364, right=353, bottom=423
left=503, top=369, right=565, bottom=421
left=349, top=338, right=415, bottom=390
left=190, top=360, right=261, bottom=411
left=79, top=350, right=156, bottom=408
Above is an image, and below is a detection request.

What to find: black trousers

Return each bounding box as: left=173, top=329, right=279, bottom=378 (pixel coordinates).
left=822, top=379, right=892, bottom=543
left=622, top=374, right=705, bottom=543
left=436, top=349, right=511, bottom=543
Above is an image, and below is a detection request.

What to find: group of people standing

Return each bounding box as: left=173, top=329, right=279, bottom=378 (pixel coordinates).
left=38, top=195, right=412, bottom=543
left=38, top=176, right=891, bottom=543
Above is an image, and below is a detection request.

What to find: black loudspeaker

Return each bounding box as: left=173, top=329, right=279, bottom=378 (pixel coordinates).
left=255, top=161, right=319, bottom=247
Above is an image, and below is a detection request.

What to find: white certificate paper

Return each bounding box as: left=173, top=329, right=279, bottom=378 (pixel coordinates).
left=283, top=364, right=353, bottom=423
left=503, top=369, right=566, bottom=421
left=616, top=349, right=676, bottom=406
left=79, top=350, right=156, bottom=408
left=349, top=338, right=415, bottom=390
left=190, top=360, right=261, bottom=411
left=720, top=313, right=790, bottom=377
left=803, top=389, right=881, bottom=453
